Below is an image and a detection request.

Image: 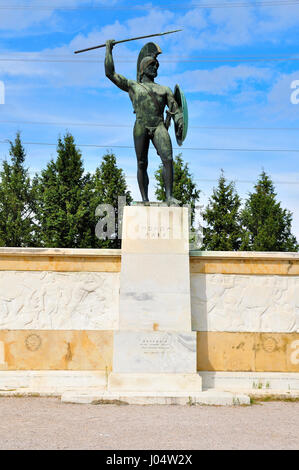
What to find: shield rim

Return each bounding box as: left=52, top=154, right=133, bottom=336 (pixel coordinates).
left=174, top=84, right=188, bottom=146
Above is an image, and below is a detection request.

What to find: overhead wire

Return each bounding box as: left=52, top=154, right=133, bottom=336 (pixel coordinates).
left=1, top=140, right=299, bottom=152
left=1, top=1, right=299, bottom=10
left=0, top=120, right=299, bottom=131
left=1, top=56, right=299, bottom=63
left=7, top=171, right=299, bottom=186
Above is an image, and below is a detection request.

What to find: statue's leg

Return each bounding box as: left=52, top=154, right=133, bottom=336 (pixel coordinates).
left=152, top=123, right=174, bottom=200
left=134, top=121, right=150, bottom=202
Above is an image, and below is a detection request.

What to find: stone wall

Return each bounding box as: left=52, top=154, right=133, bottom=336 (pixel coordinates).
left=0, top=248, right=298, bottom=374
left=190, top=252, right=299, bottom=373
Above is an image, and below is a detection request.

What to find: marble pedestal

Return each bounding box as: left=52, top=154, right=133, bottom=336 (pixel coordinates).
left=111, top=204, right=202, bottom=398
left=59, top=206, right=249, bottom=404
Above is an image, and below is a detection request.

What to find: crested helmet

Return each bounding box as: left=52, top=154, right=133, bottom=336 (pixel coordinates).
left=136, top=42, right=162, bottom=82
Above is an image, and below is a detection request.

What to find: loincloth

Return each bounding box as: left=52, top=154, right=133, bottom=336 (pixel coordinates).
left=135, top=117, right=164, bottom=138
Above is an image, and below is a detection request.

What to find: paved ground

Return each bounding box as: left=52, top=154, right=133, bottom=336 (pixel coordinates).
left=0, top=397, right=298, bottom=450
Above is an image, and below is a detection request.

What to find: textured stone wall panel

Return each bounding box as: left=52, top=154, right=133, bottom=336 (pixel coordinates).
left=191, top=273, right=299, bottom=333
left=0, top=271, right=119, bottom=330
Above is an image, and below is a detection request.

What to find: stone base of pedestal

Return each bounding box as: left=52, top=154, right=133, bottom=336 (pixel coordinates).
left=108, top=372, right=202, bottom=393
left=59, top=372, right=249, bottom=406
left=61, top=389, right=250, bottom=406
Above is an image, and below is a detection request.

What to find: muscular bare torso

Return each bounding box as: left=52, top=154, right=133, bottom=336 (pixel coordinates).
left=127, top=80, right=170, bottom=126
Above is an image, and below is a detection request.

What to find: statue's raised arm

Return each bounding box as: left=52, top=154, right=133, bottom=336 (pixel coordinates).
left=105, top=39, right=130, bottom=92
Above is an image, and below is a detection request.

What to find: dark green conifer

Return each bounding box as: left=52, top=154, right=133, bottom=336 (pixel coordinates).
left=0, top=133, right=36, bottom=246
left=240, top=171, right=298, bottom=252
left=202, top=171, right=242, bottom=251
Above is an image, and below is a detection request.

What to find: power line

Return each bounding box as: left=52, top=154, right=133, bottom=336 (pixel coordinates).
left=15, top=167, right=299, bottom=186
left=1, top=119, right=299, bottom=131
left=1, top=1, right=299, bottom=10
left=193, top=178, right=299, bottom=184
left=126, top=176, right=299, bottom=185
left=1, top=56, right=299, bottom=63
left=3, top=53, right=299, bottom=59
left=1, top=140, right=299, bottom=152
left=15, top=170, right=299, bottom=186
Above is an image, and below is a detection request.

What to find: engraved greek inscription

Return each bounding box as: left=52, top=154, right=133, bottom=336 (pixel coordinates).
left=139, top=336, right=171, bottom=353
left=141, top=225, right=172, bottom=239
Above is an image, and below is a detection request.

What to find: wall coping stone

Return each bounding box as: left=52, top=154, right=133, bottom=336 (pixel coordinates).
left=190, top=250, right=299, bottom=260
left=0, top=247, right=297, bottom=261
left=0, top=248, right=121, bottom=257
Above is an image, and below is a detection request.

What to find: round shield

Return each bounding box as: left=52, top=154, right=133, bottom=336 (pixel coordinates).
left=174, top=84, right=188, bottom=146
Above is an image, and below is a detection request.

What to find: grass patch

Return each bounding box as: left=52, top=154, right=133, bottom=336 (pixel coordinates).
left=250, top=394, right=299, bottom=404
left=92, top=399, right=129, bottom=406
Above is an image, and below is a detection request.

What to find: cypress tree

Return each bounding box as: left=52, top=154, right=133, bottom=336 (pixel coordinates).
left=240, top=171, right=298, bottom=251
left=35, top=133, right=91, bottom=248
left=0, top=133, right=36, bottom=246
left=202, top=170, right=242, bottom=251
left=91, top=152, right=133, bottom=248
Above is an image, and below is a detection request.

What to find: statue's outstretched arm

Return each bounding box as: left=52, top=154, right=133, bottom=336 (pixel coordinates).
left=105, top=40, right=129, bottom=92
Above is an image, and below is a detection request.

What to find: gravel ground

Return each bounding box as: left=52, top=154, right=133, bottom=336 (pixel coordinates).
left=0, top=397, right=298, bottom=450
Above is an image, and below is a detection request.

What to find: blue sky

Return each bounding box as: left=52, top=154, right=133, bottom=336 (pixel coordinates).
left=0, top=0, right=299, bottom=241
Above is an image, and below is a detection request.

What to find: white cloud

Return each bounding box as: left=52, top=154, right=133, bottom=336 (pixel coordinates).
left=126, top=9, right=175, bottom=37
left=0, top=6, right=180, bottom=87
left=69, top=21, right=128, bottom=53
left=254, top=3, right=299, bottom=36
left=0, top=8, right=54, bottom=32
left=0, top=0, right=121, bottom=32
left=1, top=1, right=299, bottom=50
left=165, top=5, right=299, bottom=53
left=161, top=65, right=273, bottom=94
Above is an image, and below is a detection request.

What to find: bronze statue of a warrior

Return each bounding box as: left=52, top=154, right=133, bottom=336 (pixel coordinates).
left=104, top=39, right=188, bottom=203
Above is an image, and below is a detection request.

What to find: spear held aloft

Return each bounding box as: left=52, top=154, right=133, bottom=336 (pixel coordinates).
left=74, top=29, right=182, bottom=54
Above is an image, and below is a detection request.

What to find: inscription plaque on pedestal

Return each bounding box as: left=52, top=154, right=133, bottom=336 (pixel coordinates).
left=113, top=331, right=197, bottom=374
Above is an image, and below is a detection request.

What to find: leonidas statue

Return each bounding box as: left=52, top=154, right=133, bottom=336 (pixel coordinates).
left=105, top=40, right=188, bottom=204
